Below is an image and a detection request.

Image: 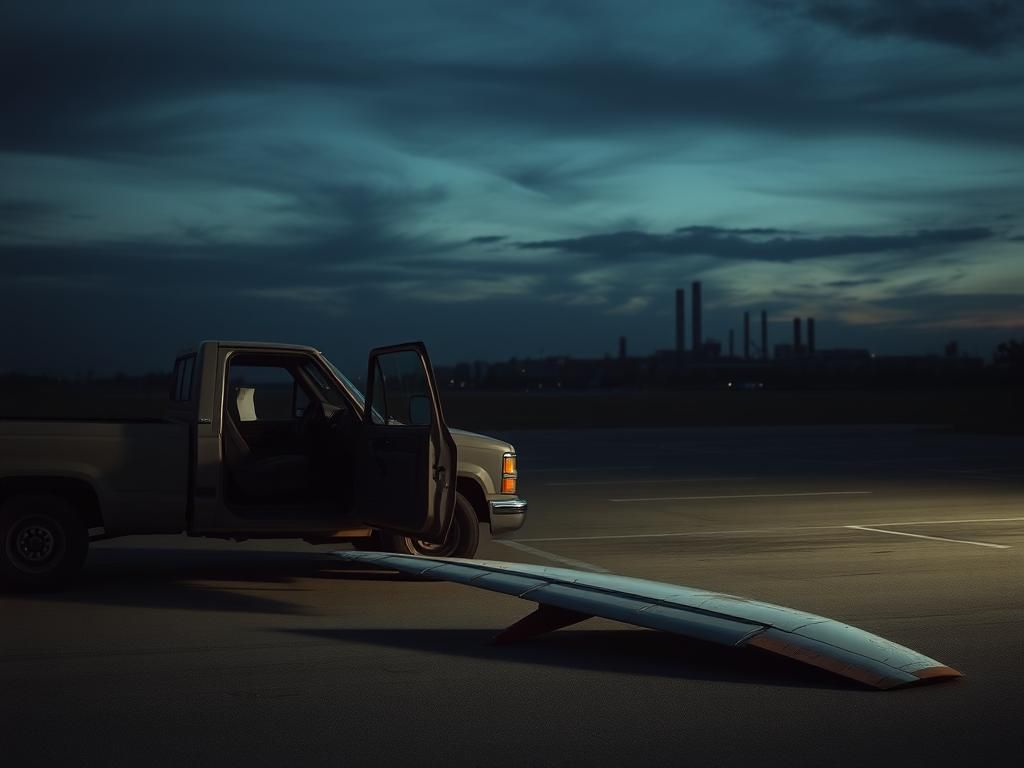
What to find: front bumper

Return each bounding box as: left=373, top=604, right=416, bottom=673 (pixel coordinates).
left=488, top=497, right=527, bottom=536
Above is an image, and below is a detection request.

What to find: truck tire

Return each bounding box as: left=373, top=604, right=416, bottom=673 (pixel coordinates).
left=384, top=491, right=480, bottom=559
left=0, top=494, right=89, bottom=590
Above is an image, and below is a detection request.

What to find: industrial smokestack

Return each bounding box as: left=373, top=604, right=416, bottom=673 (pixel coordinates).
left=691, top=281, right=702, bottom=359
left=744, top=312, right=750, bottom=360
left=807, top=318, right=816, bottom=356
left=619, top=336, right=627, bottom=360
left=793, top=317, right=802, bottom=354
left=728, top=329, right=734, bottom=358
left=675, top=288, right=685, bottom=358
left=761, top=310, right=767, bottom=360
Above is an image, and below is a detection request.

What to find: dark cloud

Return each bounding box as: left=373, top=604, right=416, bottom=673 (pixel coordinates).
left=3, top=4, right=1024, bottom=164
left=0, top=179, right=455, bottom=300
left=674, top=226, right=798, bottom=236
left=518, top=226, right=992, bottom=262
left=0, top=11, right=401, bottom=157
left=803, top=1, right=1024, bottom=53
left=823, top=278, right=885, bottom=288
left=465, top=235, right=506, bottom=244
left=0, top=199, right=62, bottom=224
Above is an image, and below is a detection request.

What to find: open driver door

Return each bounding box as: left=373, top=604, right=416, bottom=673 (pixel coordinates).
left=351, top=342, right=458, bottom=544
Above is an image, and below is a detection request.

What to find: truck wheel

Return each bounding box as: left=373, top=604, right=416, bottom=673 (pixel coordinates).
left=0, top=494, right=89, bottom=590
left=386, top=492, right=480, bottom=559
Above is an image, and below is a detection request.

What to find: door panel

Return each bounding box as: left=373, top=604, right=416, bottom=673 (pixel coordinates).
left=352, top=343, right=457, bottom=540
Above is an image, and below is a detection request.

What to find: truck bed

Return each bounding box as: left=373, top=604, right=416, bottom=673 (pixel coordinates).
left=0, top=419, right=190, bottom=534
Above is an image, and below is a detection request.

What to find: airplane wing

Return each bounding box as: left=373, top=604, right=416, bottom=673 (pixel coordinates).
left=334, top=551, right=961, bottom=690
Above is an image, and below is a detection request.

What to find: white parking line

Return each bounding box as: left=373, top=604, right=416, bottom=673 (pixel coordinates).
left=609, top=490, right=873, bottom=503
left=547, top=476, right=755, bottom=487
left=871, top=516, right=1024, bottom=527
left=530, top=465, right=654, bottom=474
left=493, top=540, right=610, bottom=573
left=846, top=525, right=1011, bottom=549
left=513, top=515, right=1024, bottom=544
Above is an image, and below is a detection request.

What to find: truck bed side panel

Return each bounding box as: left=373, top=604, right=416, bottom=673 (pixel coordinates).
left=0, top=421, right=189, bottom=534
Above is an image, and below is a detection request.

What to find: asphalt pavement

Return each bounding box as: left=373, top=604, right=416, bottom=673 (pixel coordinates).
left=2, top=425, right=1023, bottom=767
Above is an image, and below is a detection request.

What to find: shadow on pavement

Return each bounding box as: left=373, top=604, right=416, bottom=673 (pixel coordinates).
left=285, top=626, right=863, bottom=691
left=2, top=549, right=410, bottom=615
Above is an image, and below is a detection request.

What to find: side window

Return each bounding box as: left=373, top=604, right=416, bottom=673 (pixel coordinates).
left=171, top=354, right=196, bottom=402
left=227, top=362, right=303, bottom=421
left=370, top=350, right=433, bottom=426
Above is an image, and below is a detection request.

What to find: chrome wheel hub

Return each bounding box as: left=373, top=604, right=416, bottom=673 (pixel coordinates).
left=16, top=524, right=56, bottom=563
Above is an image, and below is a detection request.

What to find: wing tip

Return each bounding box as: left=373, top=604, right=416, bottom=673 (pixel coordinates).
left=913, top=665, right=962, bottom=681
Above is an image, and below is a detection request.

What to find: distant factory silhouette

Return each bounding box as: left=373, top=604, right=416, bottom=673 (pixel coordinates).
left=438, top=281, right=984, bottom=391
left=672, top=281, right=815, bottom=363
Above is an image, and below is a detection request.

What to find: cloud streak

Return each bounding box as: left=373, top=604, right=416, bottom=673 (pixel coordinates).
left=803, top=1, right=1024, bottom=53
left=517, top=226, right=992, bottom=263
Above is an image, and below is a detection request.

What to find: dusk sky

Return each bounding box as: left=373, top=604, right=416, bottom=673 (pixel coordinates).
left=2, top=0, right=1023, bottom=374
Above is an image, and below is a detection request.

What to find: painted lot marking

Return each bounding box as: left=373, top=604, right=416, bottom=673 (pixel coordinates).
left=494, top=540, right=610, bottom=573
left=609, top=490, right=873, bottom=503
left=872, top=516, right=1024, bottom=527
left=547, top=476, right=755, bottom=487
left=530, top=465, right=653, bottom=474
left=846, top=525, right=1011, bottom=549
left=513, top=516, right=1024, bottom=544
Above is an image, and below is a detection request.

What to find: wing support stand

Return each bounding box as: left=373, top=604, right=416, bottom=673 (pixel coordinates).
left=493, top=604, right=593, bottom=646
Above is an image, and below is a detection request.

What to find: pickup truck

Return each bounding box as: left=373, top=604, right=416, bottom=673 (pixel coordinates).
left=0, top=340, right=527, bottom=588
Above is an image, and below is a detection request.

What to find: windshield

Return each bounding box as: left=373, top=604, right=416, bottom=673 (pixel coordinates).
left=322, top=356, right=366, bottom=406
left=321, top=355, right=392, bottom=424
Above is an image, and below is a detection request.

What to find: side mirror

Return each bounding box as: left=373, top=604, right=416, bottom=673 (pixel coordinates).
left=408, top=395, right=432, bottom=426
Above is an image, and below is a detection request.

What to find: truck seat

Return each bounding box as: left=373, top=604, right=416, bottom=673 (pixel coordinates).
left=222, top=398, right=310, bottom=500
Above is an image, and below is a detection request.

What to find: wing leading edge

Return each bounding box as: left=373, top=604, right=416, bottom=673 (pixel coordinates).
left=333, top=551, right=961, bottom=690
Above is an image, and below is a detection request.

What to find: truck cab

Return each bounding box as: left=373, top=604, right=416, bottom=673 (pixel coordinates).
left=169, top=340, right=458, bottom=541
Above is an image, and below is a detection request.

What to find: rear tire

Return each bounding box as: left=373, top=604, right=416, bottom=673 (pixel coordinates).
left=0, top=494, right=89, bottom=590
left=384, top=491, right=480, bottom=559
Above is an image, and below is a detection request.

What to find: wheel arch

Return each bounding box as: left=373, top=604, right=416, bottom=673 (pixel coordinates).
left=456, top=475, right=489, bottom=525
left=0, top=476, right=103, bottom=529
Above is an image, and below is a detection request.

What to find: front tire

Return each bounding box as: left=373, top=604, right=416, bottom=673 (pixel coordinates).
left=0, top=494, right=89, bottom=590
left=385, top=491, right=480, bottom=559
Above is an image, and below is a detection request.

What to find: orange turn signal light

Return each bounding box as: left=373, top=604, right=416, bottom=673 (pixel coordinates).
left=501, top=453, right=517, bottom=494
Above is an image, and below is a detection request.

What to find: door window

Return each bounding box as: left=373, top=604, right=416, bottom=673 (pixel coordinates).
left=369, top=350, right=434, bottom=426
left=227, top=363, right=302, bottom=422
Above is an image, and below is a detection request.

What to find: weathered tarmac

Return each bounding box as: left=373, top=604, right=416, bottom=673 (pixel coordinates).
left=3, top=426, right=1022, bottom=766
